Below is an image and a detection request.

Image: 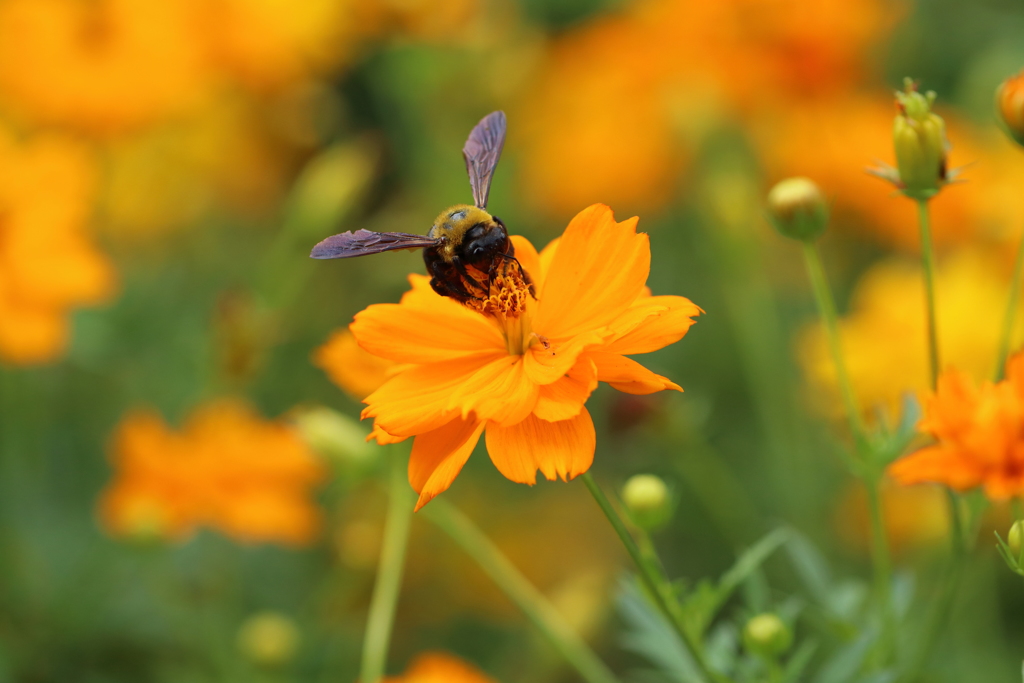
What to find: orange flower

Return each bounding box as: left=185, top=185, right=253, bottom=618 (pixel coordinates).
left=889, top=356, right=1024, bottom=500
left=100, top=400, right=326, bottom=544
left=997, top=70, right=1024, bottom=146
left=0, top=0, right=208, bottom=134
left=384, top=652, right=497, bottom=683
left=315, top=326, right=399, bottom=400
left=350, top=204, right=700, bottom=510
left=0, top=128, right=115, bottom=364
left=835, top=479, right=948, bottom=554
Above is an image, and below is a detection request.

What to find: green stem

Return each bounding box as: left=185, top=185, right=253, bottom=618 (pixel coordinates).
left=360, top=449, right=414, bottom=683
left=580, top=472, right=731, bottom=683
left=994, top=226, right=1024, bottom=381
left=800, top=241, right=893, bottom=657
left=916, top=199, right=941, bottom=390
left=423, top=498, right=620, bottom=683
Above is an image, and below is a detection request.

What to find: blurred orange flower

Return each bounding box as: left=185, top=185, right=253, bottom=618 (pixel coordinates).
left=100, top=401, right=326, bottom=544
left=351, top=204, right=700, bottom=509
left=836, top=479, right=948, bottom=554
left=385, top=652, right=496, bottom=683
left=518, top=0, right=902, bottom=217
left=0, top=0, right=209, bottom=134
left=314, top=326, right=398, bottom=400
left=0, top=129, right=114, bottom=364
left=799, top=249, right=1020, bottom=423
left=889, top=355, right=1024, bottom=500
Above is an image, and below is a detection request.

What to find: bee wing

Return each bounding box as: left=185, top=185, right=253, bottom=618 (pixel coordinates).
left=310, top=229, right=436, bottom=259
left=463, top=110, right=506, bottom=209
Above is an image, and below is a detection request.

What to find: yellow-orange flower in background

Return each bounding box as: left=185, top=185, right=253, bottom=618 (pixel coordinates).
left=517, top=0, right=902, bottom=218
left=997, top=69, right=1024, bottom=146
left=835, top=479, right=948, bottom=554
left=384, top=652, right=497, bottom=683
left=100, top=401, right=326, bottom=544
left=0, top=129, right=114, bottom=364
left=889, top=355, right=1024, bottom=500
left=350, top=204, right=700, bottom=510
left=314, top=326, right=398, bottom=400
left=0, top=0, right=209, bottom=134
left=799, top=250, right=1020, bottom=424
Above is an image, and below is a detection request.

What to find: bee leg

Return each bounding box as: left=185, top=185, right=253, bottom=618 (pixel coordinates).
left=450, top=256, right=487, bottom=297
left=428, top=259, right=478, bottom=302
left=494, top=251, right=535, bottom=297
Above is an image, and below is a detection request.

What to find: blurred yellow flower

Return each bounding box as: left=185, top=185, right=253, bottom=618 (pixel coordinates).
left=835, top=479, right=948, bottom=554
left=314, top=326, right=399, bottom=401
left=754, top=93, right=1024, bottom=249
left=799, top=249, right=1020, bottom=422
left=0, top=129, right=114, bottom=364
left=0, top=0, right=209, bottom=134
left=100, top=401, right=326, bottom=545
left=384, top=652, right=496, bottom=683
left=518, top=0, right=902, bottom=218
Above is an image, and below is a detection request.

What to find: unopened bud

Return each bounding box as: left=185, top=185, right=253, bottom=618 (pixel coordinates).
left=1009, top=520, right=1024, bottom=558
left=743, top=613, right=792, bottom=659
left=291, top=405, right=372, bottom=464
left=766, top=177, right=828, bottom=242
left=237, top=612, right=299, bottom=666
left=622, top=474, right=671, bottom=530
left=997, top=71, right=1024, bottom=147
left=892, top=78, right=949, bottom=199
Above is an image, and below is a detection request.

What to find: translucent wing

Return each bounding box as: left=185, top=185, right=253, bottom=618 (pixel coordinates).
left=463, top=111, right=506, bottom=209
left=310, top=230, right=436, bottom=259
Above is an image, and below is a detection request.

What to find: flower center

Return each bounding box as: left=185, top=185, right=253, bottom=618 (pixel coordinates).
left=463, top=259, right=537, bottom=355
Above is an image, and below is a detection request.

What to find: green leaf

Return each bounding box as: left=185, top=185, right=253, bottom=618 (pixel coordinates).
left=781, top=640, right=819, bottom=683
left=617, top=579, right=704, bottom=683
left=813, top=628, right=878, bottom=683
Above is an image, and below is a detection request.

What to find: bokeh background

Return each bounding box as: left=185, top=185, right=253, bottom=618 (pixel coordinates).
left=2, top=0, right=1024, bottom=680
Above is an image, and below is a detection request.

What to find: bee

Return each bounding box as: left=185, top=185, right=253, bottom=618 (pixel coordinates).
left=310, top=111, right=530, bottom=303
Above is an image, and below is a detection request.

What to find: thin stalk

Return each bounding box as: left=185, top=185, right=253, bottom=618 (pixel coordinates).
left=423, top=498, right=620, bottom=683
left=800, top=241, right=892, bottom=654
left=580, top=472, right=732, bottom=683
left=994, top=227, right=1024, bottom=381
left=360, top=450, right=414, bottom=683
left=916, top=199, right=941, bottom=389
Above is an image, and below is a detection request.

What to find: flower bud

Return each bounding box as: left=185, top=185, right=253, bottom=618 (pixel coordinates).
left=997, top=71, right=1024, bottom=147
left=290, top=405, right=372, bottom=464
left=622, top=474, right=672, bottom=530
left=237, top=612, right=299, bottom=666
left=892, top=78, right=949, bottom=199
left=1009, top=520, right=1024, bottom=559
left=766, top=177, right=828, bottom=242
left=743, top=613, right=792, bottom=659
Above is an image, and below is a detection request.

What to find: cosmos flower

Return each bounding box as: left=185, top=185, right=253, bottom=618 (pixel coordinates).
left=350, top=204, right=700, bottom=510
left=99, top=401, right=326, bottom=545
left=889, top=355, right=1024, bottom=500
left=384, top=652, right=497, bottom=683
left=0, top=129, right=114, bottom=364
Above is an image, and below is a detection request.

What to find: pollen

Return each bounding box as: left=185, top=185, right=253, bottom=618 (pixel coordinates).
left=465, top=259, right=533, bottom=319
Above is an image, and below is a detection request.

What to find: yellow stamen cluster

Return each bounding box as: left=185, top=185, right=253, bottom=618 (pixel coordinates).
left=465, top=260, right=533, bottom=320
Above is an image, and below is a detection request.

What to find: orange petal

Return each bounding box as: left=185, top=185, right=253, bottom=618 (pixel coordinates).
left=447, top=355, right=540, bottom=426
left=485, top=408, right=595, bottom=485
left=887, top=446, right=985, bottom=490
left=602, top=295, right=702, bottom=355
left=533, top=204, right=650, bottom=340
left=351, top=286, right=504, bottom=365
left=510, top=235, right=542, bottom=292
left=409, top=417, right=485, bottom=511
left=368, top=424, right=408, bottom=445
left=586, top=351, right=681, bottom=394
left=533, top=358, right=598, bottom=421
left=524, top=327, right=609, bottom=385
left=363, top=354, right=503, bottom=436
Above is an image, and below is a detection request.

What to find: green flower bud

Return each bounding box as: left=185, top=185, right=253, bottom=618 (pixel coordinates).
left=743, top=613, right=792, bottom=659
left=237, top=612, right=299, bottom=666
left=1009, top=520, right=1024, bottom=559
left=290, top=405, right=372, bottom=464
left=893, top=78, right=949, bottom=200
left=622, top=474, right=672, bottom=531
left=766, top=177, right=829, bottom=242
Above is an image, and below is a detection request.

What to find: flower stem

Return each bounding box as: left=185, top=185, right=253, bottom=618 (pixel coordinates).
left=800, top=241, right=893, bottom=655
left=360, top=448, right=414, bottom=683
left=423, top=498, right=620, bottom=683
left=580, top=472, right=731, bottom=683
left=994, top=226, right=1024, bottom=380
left=916, top=199, right=941, bottom=389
